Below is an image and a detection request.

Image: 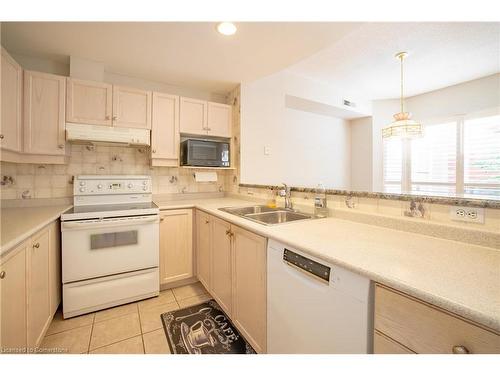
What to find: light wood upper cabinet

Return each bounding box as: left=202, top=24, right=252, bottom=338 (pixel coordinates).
left=231, top=225, right=267, bottom=353
left=196, top=210, right=211, bottom=291
left=207, top=102, right=231, bottom=138
left=1, top=48, right=23, bottom=153
left=112, top=85, right=152, bottom=129
left=27, top=228, right=51, bottom=348
left=23, top=70, right=66, bottom=156
left=0, top=241, right=28, bottom=351
left=66, top=78, right=112, bottom=126
left=179, top=98, right=232, bottom=138
left=210, top=216, right=233, bottom=316
left=179, top=97, right=208, bottom=136
left=152, top=92, right=179, bottom=163
left=159, top=209, right=193, bottom=285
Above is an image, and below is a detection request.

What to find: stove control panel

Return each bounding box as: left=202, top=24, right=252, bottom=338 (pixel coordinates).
left=74, top=175, right=152, bottom=195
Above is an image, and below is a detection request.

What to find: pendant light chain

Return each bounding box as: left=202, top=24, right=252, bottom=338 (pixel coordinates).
left=400, top=54, right=404, bottom=114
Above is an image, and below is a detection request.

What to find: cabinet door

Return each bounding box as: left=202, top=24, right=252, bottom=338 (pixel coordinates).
left=1, top=48, right=23, bottom=153
left=152, top=92, right=179, bottom=160
left=210, top=216, right=232, bottom=316
left=231, top=225, right=267, bottom=353
left=66, top=78, right=112, bottom=125
left=48, top=221, right=61, bottom=316
left=0, top=242, right=28, bottom=351
left=23, top=71, right=66, bottom=155
left=159, top=209, right=193, bottom=285
left=179, top=97, right=207, bottom=135
left=112, top=85, right=152, bottom=129
left=196, top=210, right=211, bottom=290
left=207, top=102, right=231, bottom=138
left=27, top=228, right=51, bottom=348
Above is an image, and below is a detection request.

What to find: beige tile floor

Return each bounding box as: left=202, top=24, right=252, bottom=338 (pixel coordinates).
left=41, top=282, right=211, bottom=354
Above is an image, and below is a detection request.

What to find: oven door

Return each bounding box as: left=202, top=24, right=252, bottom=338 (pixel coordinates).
left=61, top=215, right=159, bottom=283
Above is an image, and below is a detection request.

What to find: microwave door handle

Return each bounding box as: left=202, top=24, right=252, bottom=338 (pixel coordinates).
left=62, top=216, right=159, bottom=230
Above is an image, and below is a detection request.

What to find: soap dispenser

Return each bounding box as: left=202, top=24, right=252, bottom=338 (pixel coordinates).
left=314, top=183, right=328, bottom=217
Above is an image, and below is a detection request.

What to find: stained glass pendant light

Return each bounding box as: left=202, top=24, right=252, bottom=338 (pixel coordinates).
left=382, top=52, right=423, bottom=138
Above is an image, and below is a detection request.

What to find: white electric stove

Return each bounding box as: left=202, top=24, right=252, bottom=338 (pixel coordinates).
left=61, top=175, right=160, bottom=319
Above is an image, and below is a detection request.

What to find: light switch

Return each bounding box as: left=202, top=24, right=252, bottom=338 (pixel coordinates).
left=264, top=146, right=271, bottom=155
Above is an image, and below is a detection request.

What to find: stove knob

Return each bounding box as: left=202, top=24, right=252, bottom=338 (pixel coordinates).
left=143, top=186, right=147, bottom=191
left=97, top=184, right=103, bottom=189
left=79, top=187, right=85, bottom=192
left=128, top=183, right=133, bottom=189
left=142, top=181, right=147, bottom=185
left=79, top=181, right=85, bottom=186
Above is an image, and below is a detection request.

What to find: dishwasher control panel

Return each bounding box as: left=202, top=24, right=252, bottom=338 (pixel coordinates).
left=283, top=248, right=331, bottom=283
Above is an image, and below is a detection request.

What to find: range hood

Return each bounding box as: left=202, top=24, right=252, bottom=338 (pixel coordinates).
left=66, top=123, right=150, bottom=147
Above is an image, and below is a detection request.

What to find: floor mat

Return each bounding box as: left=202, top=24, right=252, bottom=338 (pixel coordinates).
left=161, top=299, right=255, bottom=354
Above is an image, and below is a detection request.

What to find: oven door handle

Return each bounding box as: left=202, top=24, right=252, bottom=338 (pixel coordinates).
left=62, top=215, right=159, bottom=230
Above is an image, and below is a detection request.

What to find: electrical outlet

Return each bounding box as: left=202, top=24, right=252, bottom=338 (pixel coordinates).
left=449, top=206, right=484, bottom=224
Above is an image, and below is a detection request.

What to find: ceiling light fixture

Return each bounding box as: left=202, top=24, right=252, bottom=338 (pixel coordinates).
left=217, top=22, right=237, bottom=36
left=382, top=52, right=423, bottom=139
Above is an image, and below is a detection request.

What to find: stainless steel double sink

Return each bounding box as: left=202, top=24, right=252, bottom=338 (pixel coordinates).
left=219, top=205, right=316, bottom=225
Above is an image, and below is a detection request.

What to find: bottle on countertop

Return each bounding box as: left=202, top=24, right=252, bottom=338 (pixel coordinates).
left=314, top=183, right=328, bottom=217
left=266, top=187, right=277, bottom=208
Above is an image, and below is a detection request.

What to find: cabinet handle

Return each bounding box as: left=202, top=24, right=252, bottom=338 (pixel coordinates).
left=33, top=243, right=40, bottom=249
left=152, top=149, right=156, bottom=153
left=452, top=345, right=470, bottom=354
left=0, top=134, right=4, bottom=139
left=0, top=271, right=5, bottom=279
left=206, top=128, right=211, bottom=131
left=58, top=144, right=65, bottom=149
left=105, top=115, right=110, bottom=120
left=113, top=116, right=118, bottom=121
left=160, top=217, right=164, bottom=222
left=205, top=219, right=209, bottom=224
left=225, top=229, right=231, bottom=236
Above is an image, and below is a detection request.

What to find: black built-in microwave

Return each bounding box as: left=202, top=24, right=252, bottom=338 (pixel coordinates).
left=180, top=139, right=230, bottom=167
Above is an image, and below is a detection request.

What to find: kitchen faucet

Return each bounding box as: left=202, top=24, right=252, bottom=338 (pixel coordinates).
left=279, top=183, right=293, bottom=210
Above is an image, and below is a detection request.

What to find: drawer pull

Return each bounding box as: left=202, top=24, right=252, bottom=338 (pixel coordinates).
left=452, top=345, right=469, bottom=354
left=205, top=219, right=209, bottom=224
left=33, top=243, right=40, bottom=249
left=0, top=271, right=5, bottom=279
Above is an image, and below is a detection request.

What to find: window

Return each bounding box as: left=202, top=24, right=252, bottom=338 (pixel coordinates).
left=383, top=113, right=500, bottom=197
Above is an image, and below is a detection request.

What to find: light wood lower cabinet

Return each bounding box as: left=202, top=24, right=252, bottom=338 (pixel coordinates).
left=195, top=210, right=211, bottom=290
left=374, top=331, right=414, bottom=354
left=231, top=225, right=267, bottom=353
left=0, top=220, right=61, bottom=351
left=210, top=216, right=233, bottom=315
left=374, top=284, right=500, bottom=354
left=159, top=209, right=193, bottom=285
left=0, top=241, right=28, bottom=351
left=195, top=210, right=267, bottom=353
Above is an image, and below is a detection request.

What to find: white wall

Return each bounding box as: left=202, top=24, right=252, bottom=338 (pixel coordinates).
left=350, top=116, right=373, bottom=191
left=241, top=71, right=352, bottom=189
left=370, top=73, right=500, bottom=191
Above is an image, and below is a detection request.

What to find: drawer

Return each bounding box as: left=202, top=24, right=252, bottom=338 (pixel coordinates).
left=63, top=267, right=159, bottom=318
left=374, top=331, right=414, bottom=354
left=374, top=284, right=500, bottom=354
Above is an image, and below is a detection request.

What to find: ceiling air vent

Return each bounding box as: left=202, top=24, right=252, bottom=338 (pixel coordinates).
left=343, top=99, right=356, bottom=108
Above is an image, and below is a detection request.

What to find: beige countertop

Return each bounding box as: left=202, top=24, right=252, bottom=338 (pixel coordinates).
left=0, top=205, right=72, bottom=256
left=156, top=197, right=500, bottom=332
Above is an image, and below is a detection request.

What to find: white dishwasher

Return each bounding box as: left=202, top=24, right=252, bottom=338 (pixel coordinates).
left=267, top=239, right=373, bottom=354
